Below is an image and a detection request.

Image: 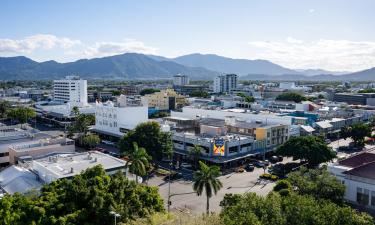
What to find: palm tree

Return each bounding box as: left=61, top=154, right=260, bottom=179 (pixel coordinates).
left=189, top=145, right=202, bottom=169
left=125, top=142, right=151, bottom=183
left=193, top=161, right=223, bottom=214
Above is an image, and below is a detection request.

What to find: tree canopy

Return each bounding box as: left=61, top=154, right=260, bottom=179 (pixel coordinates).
left=140, top=88, right=160, bottom=96
left=341, top=123, right=371, bottom=147
left=358, top=89, right=375, bottom=93
left=286, top=167, right=345, bottom=204
left=0, top=166, right=164, bottom=225
left=7, top=107, right=36, bottom=124
left=220, top=192, right=374, bottom=225
left=190, top=90, right=210, bottom=98
left=276, top=136, right=336, bottom=167
left=276, top=92, right=306, bottom=103
left=119, top=121, right=173, bottom=160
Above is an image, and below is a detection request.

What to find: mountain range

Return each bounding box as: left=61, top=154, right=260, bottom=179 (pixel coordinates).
left=0, top=53, right=374, bottom=81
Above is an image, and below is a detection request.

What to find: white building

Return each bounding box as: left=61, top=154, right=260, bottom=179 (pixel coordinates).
left=53, top=76, right=88, bottom=106
left=93, top=95, right=149, bottom=137
left=173, top=74, right=190, bottom=86
left=328, top=150, right=375, bottom=211
left=0, top=151, right=141, bottom=194
left=213, top=74, right=238, bottom=93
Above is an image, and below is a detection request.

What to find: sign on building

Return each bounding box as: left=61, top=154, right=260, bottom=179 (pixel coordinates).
left=213, top=138, right=225, bottom=156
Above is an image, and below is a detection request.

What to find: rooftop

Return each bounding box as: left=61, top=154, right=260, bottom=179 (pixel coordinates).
left=33, top=151, right=126, bottom=179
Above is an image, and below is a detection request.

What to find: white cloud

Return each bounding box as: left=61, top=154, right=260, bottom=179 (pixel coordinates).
left=309, top=9, right=315, bottom=13
left=0, top=34, right=158, bottom=61
left=247, top=38, right=375, bottom=71
left=0, top=34, right=81, bottom=53
left=80, top=39, right=158, bottom=58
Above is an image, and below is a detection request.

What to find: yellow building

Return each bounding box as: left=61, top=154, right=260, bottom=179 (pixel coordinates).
left=255, top=124, right=289, bottom=148
left=142, top=89, right=187, bottom=110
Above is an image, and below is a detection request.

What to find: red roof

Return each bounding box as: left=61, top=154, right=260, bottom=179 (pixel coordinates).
left=344, top=161, right=375, bottom=180
left=338, top=152, right=375, bottom=168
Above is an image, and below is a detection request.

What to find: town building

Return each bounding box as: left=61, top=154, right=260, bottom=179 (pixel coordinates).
left=328, top=150, right=375, bottom=212
left=173, top=74, right=190, bottom=86
left=0, top=151, right=138, bottom=194
left=213, top=74, right=238, bottom=93
left=93, top=95, right=149, bottom=138
left=174, top=85, right=208, bottom=96
left=53, top=76, right=88, bottom=106
left=142, top=89, right=187, bottom=111
left=8, top=137, right=75, bottom=165
left=333, top=93, right=375, bottom=106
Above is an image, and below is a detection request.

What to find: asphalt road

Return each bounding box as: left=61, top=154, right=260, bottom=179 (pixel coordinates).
left=148, top=157, right=294, bottom=214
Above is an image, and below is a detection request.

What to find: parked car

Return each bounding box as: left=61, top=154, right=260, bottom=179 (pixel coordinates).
left=235, top=167, right=245, bottom=173
left=245, top=164, right=255, bottom=172
left=269, top=156, right=279, bottom=163
left=254, top=161, right=265, bottom=168
left=101, top=140, right=116, bottom=146
left=263, top=160, right=270, bottom=166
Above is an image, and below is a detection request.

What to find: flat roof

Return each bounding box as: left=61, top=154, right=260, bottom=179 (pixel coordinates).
left=33, top=151, right=126, bottom=179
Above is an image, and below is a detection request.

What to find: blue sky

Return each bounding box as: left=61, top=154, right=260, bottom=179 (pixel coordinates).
left=1, top=0, right=375, bottom=71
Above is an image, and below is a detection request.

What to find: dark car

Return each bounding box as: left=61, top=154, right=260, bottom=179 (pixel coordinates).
left=254, top=161, right=265, bottom=168
left=269, top=156, right=279, bottom=163
left=245, top=164, right=255, bottom=172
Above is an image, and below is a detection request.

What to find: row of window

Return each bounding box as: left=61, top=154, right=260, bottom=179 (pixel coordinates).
left=357, top=187, right=375, bottom=207
left=0, top=152, right=9, bottom=157
left=97, top=120, right=118, bottom=128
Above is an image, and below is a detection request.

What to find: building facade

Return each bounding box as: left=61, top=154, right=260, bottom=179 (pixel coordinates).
left=213, top=74, right=238, bottom=93
left=142, top=89, right=187, bottom=110
left=94, top=95, right=149, bottom=137
left=173, top=74, right=190, bottom=86
left=53, top=76, right=88, bottom=105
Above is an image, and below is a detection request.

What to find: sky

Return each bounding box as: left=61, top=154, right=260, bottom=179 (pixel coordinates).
left=0, top=0, right=375, bottom=72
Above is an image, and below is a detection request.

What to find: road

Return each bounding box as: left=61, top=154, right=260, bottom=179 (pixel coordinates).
left=148, top=157, right=294, bottom=214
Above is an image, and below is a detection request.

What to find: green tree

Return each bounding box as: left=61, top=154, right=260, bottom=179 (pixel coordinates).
left=140, top=88, right=160, bottom=96
left=189, top=145, right=202, bottom=169
left=0, top=101, right=11, bottom=118
left=193, top=161, right=223, bottom=214
left=125, top=142, right=151, bottom=183
left=119, top=121, right=172, bottom=160
left=7, top=107, right=36, bottom=124
left=220, top=192, right=374, bottom=225
left=0, top=166, right=165, bottom=225
left=83, top=134, right=100, bottom=149
left=341, top=123, right=371, bottom=147
left=237, top=92, right=255, bottom=103
left=287, top=167, right=345, bottom=204
left=71, top=106, right=80, bottom=116
left=69, top=113, right=95, bottom=146
left=190, top=90, right=210, bottom=98
left=276, top=92, right=306, bottom=103
left=273, top=180, right=292, bottom=196
left=276, top=136, right=336, bottom=167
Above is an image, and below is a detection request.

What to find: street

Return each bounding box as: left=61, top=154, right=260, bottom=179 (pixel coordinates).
left=147, top=157, right=294, bottom=214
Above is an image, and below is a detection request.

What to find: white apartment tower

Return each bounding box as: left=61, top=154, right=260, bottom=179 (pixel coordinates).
left=53, top=76, right=88, bottom=105
left=213, top=74, right=238, bottom=93
left=173, top=74, right=190, bottom=86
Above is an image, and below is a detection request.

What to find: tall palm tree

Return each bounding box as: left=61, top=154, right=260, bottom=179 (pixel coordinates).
left=193, top=161, right=223, bottom=214
left=125, top=142, right=151, bottom=183
left=189, top=145, right=202, bottom=169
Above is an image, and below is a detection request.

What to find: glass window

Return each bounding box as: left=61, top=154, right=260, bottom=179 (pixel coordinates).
left=357, top=187, right=370, bottom=206
left=371, top=191, right=375, bottom=207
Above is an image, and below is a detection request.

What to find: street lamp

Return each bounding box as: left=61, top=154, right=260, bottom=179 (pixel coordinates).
left=109, top=211, right=120, bottom=225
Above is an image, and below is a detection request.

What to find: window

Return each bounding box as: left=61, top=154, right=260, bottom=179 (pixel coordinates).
left=372, top=191, right=375, bottom=207
left=0, top=152, right=9, bottom=157
left=229, top=146, right=238, bottom=154
left=357, top=187, right=370, bottom=205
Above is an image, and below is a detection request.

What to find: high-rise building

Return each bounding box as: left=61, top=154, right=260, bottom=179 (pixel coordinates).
left=173, top=74, right=190, bottom=86
left=213, top=74, right=238, bottom=93
left=53, top=76, right=88, bottom=105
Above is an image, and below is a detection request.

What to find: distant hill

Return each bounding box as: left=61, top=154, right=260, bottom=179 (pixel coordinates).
left=295, top=69, right=349, bottom=76
left=172, top=53, right=300, bottom=76
left=0, top=53, right=219, bottom=80
left=0, top=52, right=373, bottom=81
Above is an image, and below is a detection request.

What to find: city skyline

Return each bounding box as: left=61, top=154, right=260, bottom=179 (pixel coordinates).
left=1, top=0, right=375, bottom=71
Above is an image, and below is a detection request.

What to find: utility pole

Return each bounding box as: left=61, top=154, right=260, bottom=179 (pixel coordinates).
left=167, top=153, right=172, bottom=212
